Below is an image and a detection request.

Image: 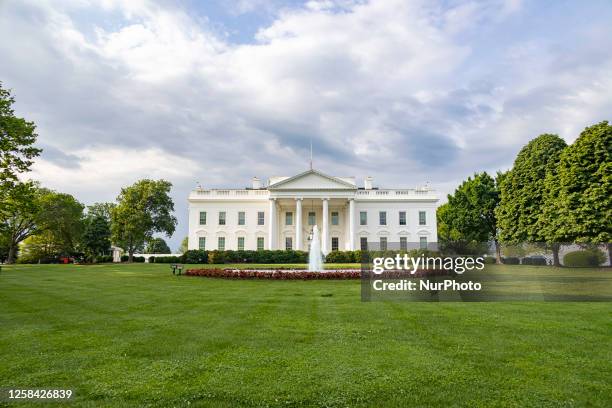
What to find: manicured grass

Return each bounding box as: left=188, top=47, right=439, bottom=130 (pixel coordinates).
left=0, top=264, right=611, bottom=407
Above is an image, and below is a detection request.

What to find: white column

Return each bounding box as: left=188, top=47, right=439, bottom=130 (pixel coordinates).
left=349, top=198, right=355, bottom=250
left=295, top=198, right=302, bottom=250
left=322, top=198, right=329, bottom=254
left=268, top=198, right=276, bottom=250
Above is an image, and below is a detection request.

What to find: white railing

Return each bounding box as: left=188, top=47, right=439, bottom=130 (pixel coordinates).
left=190, top=189, right=269, bottom=198
left=356, top=189, right=435, bottom=197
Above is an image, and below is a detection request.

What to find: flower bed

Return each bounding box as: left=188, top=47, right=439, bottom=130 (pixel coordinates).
left=185, top=268, right=360, bottom=280
left=184, top=268, right=447, bottom=280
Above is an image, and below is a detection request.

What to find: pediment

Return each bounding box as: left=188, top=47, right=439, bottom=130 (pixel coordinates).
left=269, top=169, right=356, bottom=190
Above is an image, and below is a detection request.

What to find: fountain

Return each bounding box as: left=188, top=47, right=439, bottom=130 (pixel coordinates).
left=308, top=225, right=324, bottom=272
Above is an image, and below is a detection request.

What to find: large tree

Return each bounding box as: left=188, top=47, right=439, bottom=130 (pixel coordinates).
left=82, top=203, right=114, bottom=262
left=540, top=121, right=612, bottom=263
left=496, top=134, right=567, bottom=265
left=0, top=182, right=43, bottom=263
left=146, top=237, right=171, bottom=254
left=0, top=83, right=41, bottom=190
left=38, top=192, right=85, bottom=257
left=437, top=172, right=503, bottom=261
left=111, top=179, right=177, bottom=262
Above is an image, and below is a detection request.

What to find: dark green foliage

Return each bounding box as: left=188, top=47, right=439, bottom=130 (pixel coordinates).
left=182, top=249, right=208, bottom=264
left=111, top=179, right=177, bottom=262
left=563, top=249, right=605, bottom=267
left=521, top=257, right=547, bottom=266
left=437, top=172, right=502, bottom=259
left=497, top=134, right=568, bottom=243
left=0, top=83, right=42, bottom=188
left=152, top=256, right=181, bottom=263
left=146, top=237, right=171, bottom=254
left=501, top=257, right=520, bottom=265
left=82, top=204, right=112, bottom=262
left=541, top=121, right=612, bottom=249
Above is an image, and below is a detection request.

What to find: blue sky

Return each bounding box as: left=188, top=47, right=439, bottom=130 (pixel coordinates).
left=1, top=0, right=611, bottom=250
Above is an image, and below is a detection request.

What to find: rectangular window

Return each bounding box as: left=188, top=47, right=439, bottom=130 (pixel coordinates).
left=420, top=236, right=428, bottom=249
left=380, top=237, right=387, bottom=251
left=400, top=237, right=407, bottom=251
left=308, top=212, right=316, bottom=226
left=218, top=211, right=226, bottom=225
left=379, top=211, right=387, bottom=226
left=257, top=211, right=265, bottom=225
left=257, top=237, right=264, bottom=251
left=285, top=212, right=293, bottom=226
left=238, top=211, right=245, bottom=225
left=218, top=236, right=225, bottom=251
left=419, top=211, right=426, bottom=225
left=331, top=211, right=339, bottom=225
left=360, top=211, right=367, bottom=226
left=285, top=237, right=292, bottom=250
left=360, top=237, right=368, bottom=250
left=237, top=237, right=245, bottom=251
left=198, top=237, right=206, bottom=250
left=199, top=211, right=206, bottom=225
left=331, top=237, right=339, bottom=251
left=399, top=211, right=406, bottom=226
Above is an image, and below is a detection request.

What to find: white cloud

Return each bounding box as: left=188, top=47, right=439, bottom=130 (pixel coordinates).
left=1, top=0, right=611, bottom=247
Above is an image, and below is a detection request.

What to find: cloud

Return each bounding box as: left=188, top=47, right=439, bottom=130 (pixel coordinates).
left=1, top=0, right=612, bottom=249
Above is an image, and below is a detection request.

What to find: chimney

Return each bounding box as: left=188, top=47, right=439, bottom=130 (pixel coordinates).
left=252, top=177, right=261, bottom=189
left=364, top=176, right=373, bottom=190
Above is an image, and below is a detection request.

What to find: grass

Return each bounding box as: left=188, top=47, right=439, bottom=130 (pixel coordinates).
left=0, top=263, right=611, bottom=407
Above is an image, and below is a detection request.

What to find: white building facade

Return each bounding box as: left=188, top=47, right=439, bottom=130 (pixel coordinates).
left=188, top=169, right=438, bottom=253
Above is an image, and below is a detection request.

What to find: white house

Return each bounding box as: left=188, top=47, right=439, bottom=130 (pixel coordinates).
left=187, top=169, right=438, bottom=253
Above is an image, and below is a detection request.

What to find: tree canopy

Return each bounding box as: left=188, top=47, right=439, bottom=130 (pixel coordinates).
left=496, top=134, right=567, bottom=244
left=540, top=121, right=612, bottom=260
left=437, top=172, right=502, bottom=259
left=0, top=83, right=41, bottom=190
left=146, top=237, right=171, bottom=254
left=111, top=179, right=177, bottom=261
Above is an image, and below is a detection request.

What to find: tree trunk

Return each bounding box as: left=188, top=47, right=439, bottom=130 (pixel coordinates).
left=494, top=239, right=502, bottom=264
left=128, top=251, right=133, bottom=263
left=7, top=243, right=17, bottom=264
left=608, top=243, right=612, bottom=267
left=552, top=243, right=560, bottom=267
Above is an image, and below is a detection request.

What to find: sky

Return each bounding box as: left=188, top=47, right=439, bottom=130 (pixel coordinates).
left=1, top=0, right=611, bottom=251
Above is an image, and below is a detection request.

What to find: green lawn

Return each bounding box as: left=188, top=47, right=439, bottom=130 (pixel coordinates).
left=0, top=264, right=611, bottom=407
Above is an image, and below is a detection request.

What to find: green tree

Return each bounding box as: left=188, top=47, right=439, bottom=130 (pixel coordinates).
left=111, top=179, right=177, bottom=262
left=82, top=203, right=113, bottom=262
left=0, top=182, right=43, bottom=263
left=496, top=134, right=567, bottom=265
left=0, top=83, right=41, bottom=190
left=437, top=172, right=502, bottom=261
left=179, top=236, right=188, bottom=254
left=541, top=121, right=612, bottom=263
left=146, top=237, right=171, bottom=254
left=38, top=192, right=85, bottom=257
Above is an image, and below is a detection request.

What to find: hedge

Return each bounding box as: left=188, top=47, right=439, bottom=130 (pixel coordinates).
left=521, top=256, right=548, bottom=266
left=120, top=255, right=145, bottom=263
left=153, top=256, right=182, bottom=263
left=563, top=250, right=605, bottom=267
left=502, top=257, right=520, bottom=265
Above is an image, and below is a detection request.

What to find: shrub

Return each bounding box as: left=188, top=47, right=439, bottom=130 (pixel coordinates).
left=522, top=256, right=547, bottom=266
left=182, top=250, right=208, bottom=264
left=483, top=256, right=497, bottom=264
left=153, top=256, right=181, bottom=263
left=208, top=250, right=226, bottom=264
left=120, top=255, right=145, bottom=262
left=502, top=257, right=520, bottom=265
left=563, top=249, right=605, bottom=267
